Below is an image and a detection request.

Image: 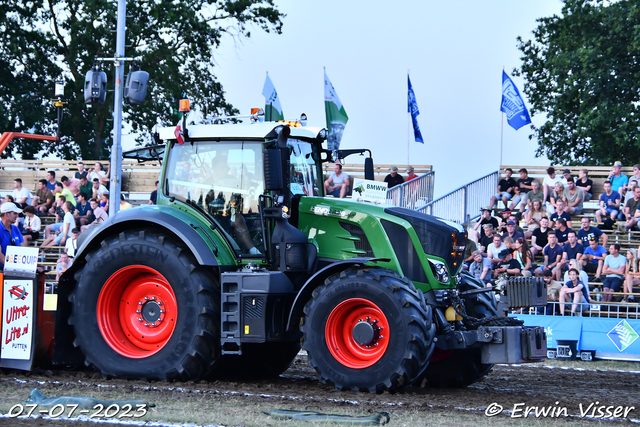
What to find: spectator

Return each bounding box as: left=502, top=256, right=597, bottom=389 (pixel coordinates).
left=383, top=166, right=404, bottom=189
left=602, top=244, right=626, bottom=303
left=563, top=259, right=590, bottom=289
left=628, top=164, right=640, bottom=189
left=624, top=247, right=639, bottom=302
left=502, top=235, right=515, bottom=251
left=556, top=230, right=584, bottom=281
left=549, top=200, right=571, bottom=229
left=89, top=162, right=108, bottom=187
left=65, top=228, right=80, bottom=258
left=21, top=206, right=41, bottom=242
left=562, top=177, right=584, bottom=215
left=546, top=182, right=565, bottom=216
left=497, top=210, right=512, bottom=234
left=61, top=175, right=81, bottom=197
left=149, top=180, right=159, bottom=205
left=469, top=250, right=492, bottom=286
left=41, top=201, right=74, bottom=248
left=75, top=161, right=88, bottom=180
left=502, top=220, right=524, bottom=242
left=55, top=252, right=72, bottom=281
left=81, top=198, right=108, bottom=232
left=608, top=161, right=628, bottom=196
left=561, top=169, right=572, bottom=186
left=494, top=249, right=521, bottom=278
left=479, top=224, right=495, bottom=253
left=92, top=177, right=108, bottom=199
left=542, top=269, right=564, bottom=315
left=535, top=233, right=563, bottom=277
left=525, top=199, right=546, bottom=233
left=12, top=178, right=32, bottom=208
left=487, top=234, right=508, bottom=267
left=576, top=169, right=593, bottom=201
left=73, top=192, right=93, bottom=226
left=577, top=217, right=607, bottom=247
left=621, top=186, right=640, bottom=231
left=624, top=180, right=638, bottom=204
left=531, top=217, right=551, bottom=258
left=581, top=237, right=606, bottom=282
left=490, top=168, right=516, bottom=211
left=463, top=238, right=477, bottom=269
left=0, top=203, right=27, bottom=268
left=513, top=237, right=534, bottom=277
left=46, top=195, right=66, bottom=230
left=404, top=166, right=419, bottom=182
left=32, top=179, right=54, bottom=214
left=470, top=207, right=499, bottom=243
left=79, top=175, right=93, bottom=198
left=554, top=218, right=573, bottom=245
left=100, top=192, right=109, bottom=212
left=595, top=180, right=621, bottom=224
left=520, top=180, right=543, bottom=215
left=508, top=168, right=534, bottom=211
left=324, top=164, right=350, bottom=198
left=543, top=166, right=563, bottom=203
left=54, top=182, right=76, bottom=207
left=560, top=268, right=590, bottom=316
left=120, top=194, right=133, bottom=210
left=46, top=170, right=59, bottom=192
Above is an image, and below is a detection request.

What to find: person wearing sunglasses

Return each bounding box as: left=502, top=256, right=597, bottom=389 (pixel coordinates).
left=1, top=202, right=26, bottom=269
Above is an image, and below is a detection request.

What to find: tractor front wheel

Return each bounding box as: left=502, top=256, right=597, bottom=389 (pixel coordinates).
left=70, top=229, right=220, bottom=381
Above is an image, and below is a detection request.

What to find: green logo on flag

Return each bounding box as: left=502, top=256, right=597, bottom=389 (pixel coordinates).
left=607, top=320, right=639, bottom=352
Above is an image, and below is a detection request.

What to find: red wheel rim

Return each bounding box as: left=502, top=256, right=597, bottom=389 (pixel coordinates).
left=97, top=265, right=177, bottom=358
left=325, top=298, right=390, bottom=369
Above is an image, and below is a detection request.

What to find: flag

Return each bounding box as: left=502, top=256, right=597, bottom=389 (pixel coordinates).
left=262, top=73, right=284, bottom=121
left=408, top=75, right=423, bottom=143
left=324, top=70, right=349, bottom=151
left=500, top=71, right=532, bottom=130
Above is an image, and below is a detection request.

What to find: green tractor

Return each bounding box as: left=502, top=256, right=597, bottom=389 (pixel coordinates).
left=55, top=115, right=546, bottom=392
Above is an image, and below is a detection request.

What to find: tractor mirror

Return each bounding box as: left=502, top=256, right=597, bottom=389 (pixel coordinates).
left=264, top=149, right=284, bottom=192
left=276, top=125, right=290, bottom=149
left=364, top=157, right=374, bottom=181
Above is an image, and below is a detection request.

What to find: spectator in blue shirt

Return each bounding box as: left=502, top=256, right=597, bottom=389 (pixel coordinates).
left=596, top=181, right=621, bottom=224
left=560, top=268, right=590, bottom=315
left=577, top=217, right=607, bottom=247
left=581, top=237, right=607, bottom=282
left=556, top=230, right=584, bottom=281
left=0, top=203, right=26, bottom=269
left=608, top=161, right=629, bottom=196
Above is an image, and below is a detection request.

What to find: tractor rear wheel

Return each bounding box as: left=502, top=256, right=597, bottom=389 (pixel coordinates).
left=69, top=229, right=220, bottom=381
left=301, top=268, right=435, bottom=393
left=423, top=271, right=497, bottom=388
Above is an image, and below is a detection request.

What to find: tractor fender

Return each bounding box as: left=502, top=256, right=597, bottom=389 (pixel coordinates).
left=71, top=207, right=219, bottom=273
left=286, top=257, right=389, bottom=331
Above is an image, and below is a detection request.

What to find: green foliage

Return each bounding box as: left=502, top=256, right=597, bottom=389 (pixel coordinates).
left=0, top=0, right=284, bottom=160
left=516, top=0, right=640, bottom=166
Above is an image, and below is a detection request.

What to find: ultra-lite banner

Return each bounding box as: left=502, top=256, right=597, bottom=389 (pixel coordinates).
left=1, top=279, right=34, bottom=361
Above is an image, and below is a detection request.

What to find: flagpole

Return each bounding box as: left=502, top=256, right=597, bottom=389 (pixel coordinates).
left=499, top=66, right=505, bottom=170
left=407, top=69, right=410, bottom=165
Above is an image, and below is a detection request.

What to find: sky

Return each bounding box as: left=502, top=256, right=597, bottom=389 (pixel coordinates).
left=200, top=0, right=565, bottom=199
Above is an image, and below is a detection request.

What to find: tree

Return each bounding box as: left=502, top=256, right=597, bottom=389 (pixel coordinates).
left=516, top=0, right=640, bottom=165
left=0, top=0, right=284, bottom=160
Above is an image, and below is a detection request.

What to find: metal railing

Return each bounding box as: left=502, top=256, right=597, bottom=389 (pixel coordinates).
left=386, top=171, right=435, bottom=209
left=418, top=171, right=499, bottom=226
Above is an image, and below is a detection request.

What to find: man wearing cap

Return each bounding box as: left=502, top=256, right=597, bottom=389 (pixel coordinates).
left=581, top=236, right=606, bottom=282
left=494, top=249, right=520, bottom=278
left=490, top=168, right=516, bottom=211
left=608, top=161, right=628, bottom=195
left=502, top=220, right=524, bottom=242
left=324, top=163, right=350, bottom=198
left=384, top=166, right=404, bottom=189
left=0, top=203, right=27, bottom=269
left=405, top=166, right=418, bottom=182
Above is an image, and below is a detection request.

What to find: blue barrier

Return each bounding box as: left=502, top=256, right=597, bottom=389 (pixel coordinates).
left=517, top=314, right=640, bottom=361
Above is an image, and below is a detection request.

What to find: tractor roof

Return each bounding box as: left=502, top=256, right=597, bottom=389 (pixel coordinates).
left=158, top=122, right=325, bottom=142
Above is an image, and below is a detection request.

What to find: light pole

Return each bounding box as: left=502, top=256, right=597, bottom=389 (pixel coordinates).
left=53, top=80, right=67, bottom=142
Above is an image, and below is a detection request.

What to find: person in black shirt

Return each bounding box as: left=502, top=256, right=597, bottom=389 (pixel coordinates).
left=149, top=180, right=159, bottom=205
left=554, top=218, right=573, bottom=245
left=479, top=224, right=495, bottom=253
left=490, top=168, right=516, bottom=210
left=384, top=166, right=404, bottom=189
left=494, top=249, right=521, bottom=278
left=508, top=168, right=534, bottom=210
left=576, top=169, right=593, bottom=201
left=531, top=217, right=551, bottom=257
left=470, top=206, right=500, bottom=243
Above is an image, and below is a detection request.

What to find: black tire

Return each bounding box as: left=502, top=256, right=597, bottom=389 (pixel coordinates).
left=301, top=268, right=435, bottom=393
left=423, top=271, right=498, bottom=388
left=69, top=229, right=220, bottom=381
left=207, top=341, right=301, bottom=380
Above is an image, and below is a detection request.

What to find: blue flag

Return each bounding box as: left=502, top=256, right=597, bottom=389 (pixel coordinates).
left=408, top=75, right=424, bottom=143
left=500, top=71, right=532, bottom=130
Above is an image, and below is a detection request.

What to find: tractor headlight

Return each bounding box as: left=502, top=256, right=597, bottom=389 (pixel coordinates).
left=428, top=259, right=450, bottom=284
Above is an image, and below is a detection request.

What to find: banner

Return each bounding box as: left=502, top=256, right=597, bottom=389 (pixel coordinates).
left=408, top=75, right=423, bottom=143
left=324, top=70, right=349, bottom=151
left=352, top=178, right=388, bottom=203
left=500, top=71, right=532, bottom=130
left=1, top=279, right=34, bottom=360
left=262, top=73, right=284, bottom=122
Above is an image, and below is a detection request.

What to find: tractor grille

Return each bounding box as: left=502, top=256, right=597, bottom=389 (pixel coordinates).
left=243, top=297, right=265, bottom=318
left=339, top=221, right=374, bottom=257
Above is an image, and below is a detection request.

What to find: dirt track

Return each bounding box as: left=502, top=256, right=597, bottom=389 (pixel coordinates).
left=1, top=356, right=639, bottom=426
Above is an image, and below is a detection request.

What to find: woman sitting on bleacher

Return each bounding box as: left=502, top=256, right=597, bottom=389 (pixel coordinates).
left=624, top=248, right=639, bottom=303
left=525, top=199, right=546, bottom=233
left=513, top=237, right=534, bottom=277
left=546, top=182, right=565, bottom=216
left=21, top=206, right=41, bottom=242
